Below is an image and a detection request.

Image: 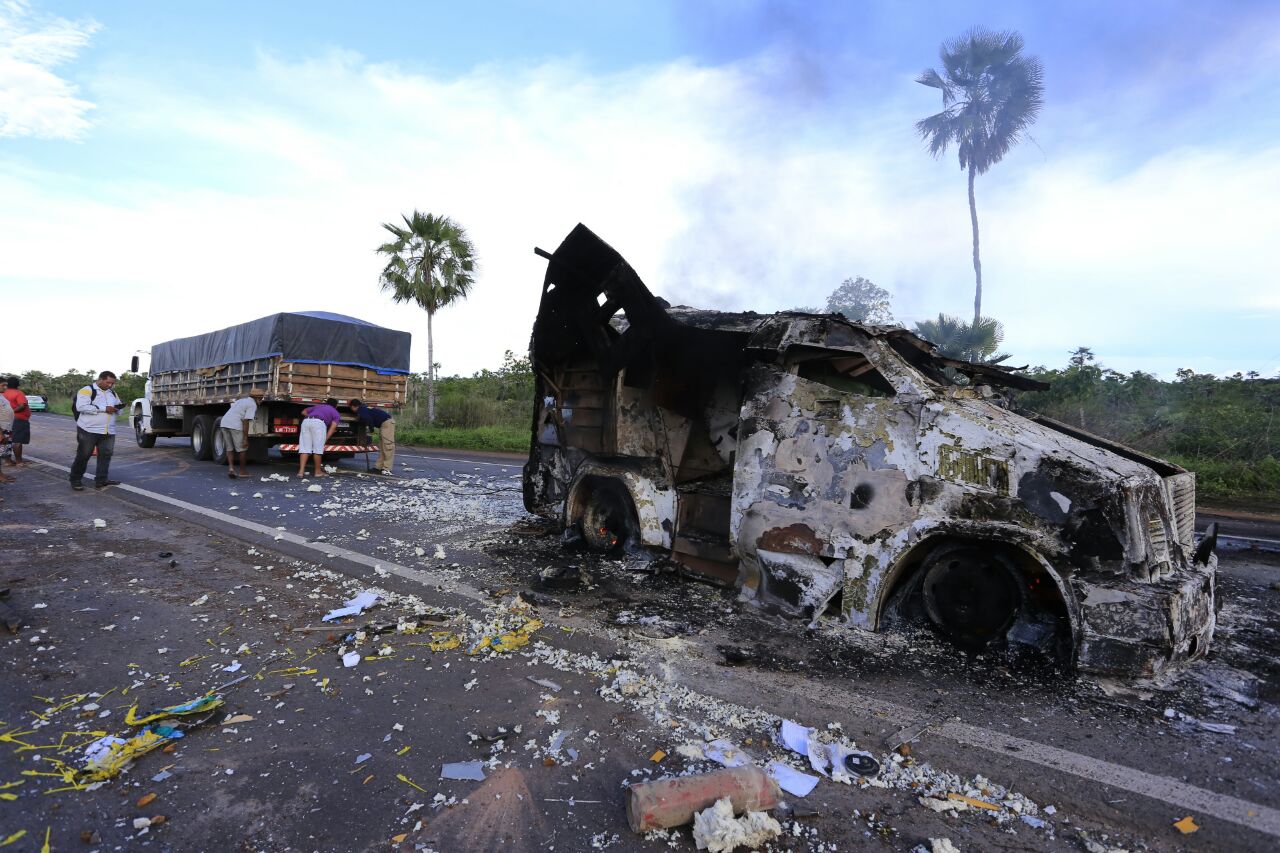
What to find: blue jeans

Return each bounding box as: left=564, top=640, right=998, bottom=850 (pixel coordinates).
left=70, top=428, right=115, bottom=486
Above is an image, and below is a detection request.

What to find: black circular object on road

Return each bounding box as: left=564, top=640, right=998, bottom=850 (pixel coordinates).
left=843, top=752, right=880, bottom=777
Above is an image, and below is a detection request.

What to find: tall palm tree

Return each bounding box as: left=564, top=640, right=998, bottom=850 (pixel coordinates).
left=913, top=313, right=1008, bottom=364
left=916, top=28, right=1044, bottom=325
left=376, top=211, right=477, bottom=424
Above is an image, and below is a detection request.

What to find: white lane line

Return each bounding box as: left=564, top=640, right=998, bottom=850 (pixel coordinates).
left=397, top=452, right=520, bottom=469
left=26, top=456, right=1280, bottom=840
left=28, top=456, right=488, bottom=607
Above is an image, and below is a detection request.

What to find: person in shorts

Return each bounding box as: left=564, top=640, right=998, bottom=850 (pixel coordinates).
left=297, top=398, right=341, bottom=478
left=219, top=387, right=265, bottom=478
left=2, top=377, right=30, bottom=466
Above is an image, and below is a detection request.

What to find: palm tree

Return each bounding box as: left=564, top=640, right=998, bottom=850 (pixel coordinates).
left=913, top=313, right=1008, bottom=364
left=916, top=28, right=1044, bottom=325
left=376, top=211, right=477, bottom=424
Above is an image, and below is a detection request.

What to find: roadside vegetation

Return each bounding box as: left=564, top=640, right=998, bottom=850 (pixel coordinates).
left=396, top=350, right=532, bottom=453
left=1016, top=349, right=1280, bottom=507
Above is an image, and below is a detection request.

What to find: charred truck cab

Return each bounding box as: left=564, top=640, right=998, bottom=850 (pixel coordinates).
left=524, top=225, right=1217, bottom=678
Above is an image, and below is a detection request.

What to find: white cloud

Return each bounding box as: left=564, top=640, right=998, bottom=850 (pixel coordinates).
left=1, top=40, right=1276, bottom=379
left=0, top=0, right=99, bottom=139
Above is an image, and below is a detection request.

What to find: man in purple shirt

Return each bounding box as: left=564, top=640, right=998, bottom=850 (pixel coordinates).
left=298, top=397, right=342, bottom=478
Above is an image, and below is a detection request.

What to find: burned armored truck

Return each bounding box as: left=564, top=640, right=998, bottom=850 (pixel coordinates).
left=523, top=224, right=1217, bottom=677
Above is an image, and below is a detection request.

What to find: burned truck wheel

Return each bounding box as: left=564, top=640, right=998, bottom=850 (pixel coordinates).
left=573, top=477, right=639, bottom=553
left=921, top=545, right=1022, bottom=649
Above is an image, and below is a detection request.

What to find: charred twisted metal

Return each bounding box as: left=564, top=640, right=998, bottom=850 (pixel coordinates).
left=523, top=224, right=1217, bottom=677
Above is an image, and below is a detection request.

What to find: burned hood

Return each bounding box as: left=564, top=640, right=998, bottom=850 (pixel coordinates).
left=932, top=396, right=1169, bottom=486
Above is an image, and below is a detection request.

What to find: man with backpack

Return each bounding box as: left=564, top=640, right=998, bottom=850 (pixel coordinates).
left=70, top=371, right=124, bottom=491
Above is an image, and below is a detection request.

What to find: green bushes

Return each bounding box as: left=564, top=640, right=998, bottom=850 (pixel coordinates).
left=396, top=425, right=528, bottom=453
left=393, top=350, right=532, bottom=452
left=1016, top=351, right=1280, bottom=505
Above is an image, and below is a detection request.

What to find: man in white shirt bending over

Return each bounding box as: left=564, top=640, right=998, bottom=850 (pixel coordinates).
left=219, top=387, right=266, bottom=479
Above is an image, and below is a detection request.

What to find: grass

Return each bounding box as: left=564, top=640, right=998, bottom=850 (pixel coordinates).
left=1169, top=454, right=1280, bottom=511
left=397, top=424, right=529, bottom=454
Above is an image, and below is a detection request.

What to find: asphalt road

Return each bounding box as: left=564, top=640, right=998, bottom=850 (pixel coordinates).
left=4, top=412, right=1279, bottom=852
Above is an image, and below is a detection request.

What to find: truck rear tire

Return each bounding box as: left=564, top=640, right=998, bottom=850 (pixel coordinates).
left=191, top=414, right=215, bottom=461
left=134, top=416, right=156, bottom=448
left=212, top=426, right=228, bottom=465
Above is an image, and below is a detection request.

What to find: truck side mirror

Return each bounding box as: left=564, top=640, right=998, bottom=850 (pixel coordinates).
left=131, top=355, right=139, bottom=373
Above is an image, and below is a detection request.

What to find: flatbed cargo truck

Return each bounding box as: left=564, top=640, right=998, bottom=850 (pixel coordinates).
left=130, top=311, right=411, bottom=465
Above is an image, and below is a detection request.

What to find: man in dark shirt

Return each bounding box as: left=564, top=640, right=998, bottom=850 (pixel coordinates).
left=349, top=399, right=396, bottom=475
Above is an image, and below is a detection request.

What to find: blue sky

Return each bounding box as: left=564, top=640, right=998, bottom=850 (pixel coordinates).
left=3, top=0, right=1278, bottom=378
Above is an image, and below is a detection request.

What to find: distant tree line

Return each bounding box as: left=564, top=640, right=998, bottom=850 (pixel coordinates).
left=1015, top=348, right=1280, bottom=501
left=10, top=369, right=146, bottom=414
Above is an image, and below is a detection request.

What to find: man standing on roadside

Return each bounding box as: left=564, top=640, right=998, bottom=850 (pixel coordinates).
left=70, top=371, right=124, bottom=491
left=348, top=398, right=396, bottom=475
left=3, top=377, right=32, bottom=466
left=220, top=387, right=265, bottom=479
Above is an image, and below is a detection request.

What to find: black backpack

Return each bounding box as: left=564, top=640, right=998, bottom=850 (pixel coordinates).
left=71, top=386, right=99, bottom=421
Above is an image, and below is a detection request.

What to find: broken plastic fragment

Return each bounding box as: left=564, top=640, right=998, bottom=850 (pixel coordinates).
left=1173, top=815, right=1200, bottom=834
left=440, top=761, right=486, bottom=781
left=947, top=793, right=1000, bottom=811
left=126, top=693, right=223, bottom=726
left=779, top=720, right=811, bottom=756
left=323, top=590, right=379, bottom=622
left=765, top=761, right=819, bottom=797
left=527, top=676, right=562, bottom=692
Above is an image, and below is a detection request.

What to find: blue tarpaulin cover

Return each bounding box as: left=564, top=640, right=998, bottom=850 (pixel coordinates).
left=151, top=312, right=412, bottom=375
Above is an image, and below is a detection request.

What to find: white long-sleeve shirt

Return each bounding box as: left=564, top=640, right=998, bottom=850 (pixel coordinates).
left=76, top=383, right=123, bottom=435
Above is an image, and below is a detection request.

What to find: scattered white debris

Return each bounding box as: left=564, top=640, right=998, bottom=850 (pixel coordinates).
left=93, top=518, right=107, bottom=528
left=323, top=590, right=380, bottom=622
left=307, top=484, right=323, bottom=493
left=691, top=796, right=782, bottom=852
left=222, top=661, right=241, bottom=673
left=33, top=603, right=47, bottom=609
left=342, top=652, right=361, bottom=668
left=189, top=594, right=209, bottom=607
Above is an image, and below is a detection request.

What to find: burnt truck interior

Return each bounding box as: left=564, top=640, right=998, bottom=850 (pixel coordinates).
left=524, top=224, right=1217, bottom=677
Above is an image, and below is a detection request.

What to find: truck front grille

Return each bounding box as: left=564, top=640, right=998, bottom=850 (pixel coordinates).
left=1168, top=474, right=1196, bottom=551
